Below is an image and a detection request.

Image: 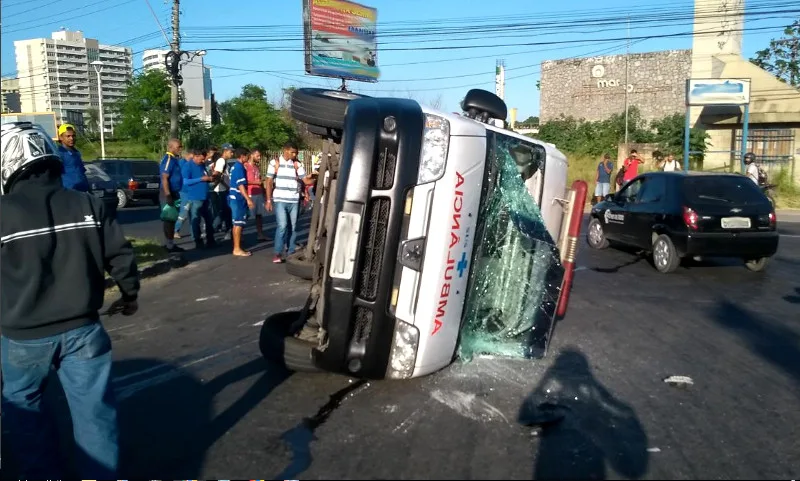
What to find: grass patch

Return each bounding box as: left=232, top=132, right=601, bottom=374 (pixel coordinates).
left=77, top=138, right=161, bottom=161
left=130, top=237, right=169, bottom=267
left=772, top=168, right=800, bottom=209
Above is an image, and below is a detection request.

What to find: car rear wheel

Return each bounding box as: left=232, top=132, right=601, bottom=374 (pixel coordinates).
left=652, top=234, right=680, bottom=273
left=259, top=310, right=321, bottom=372
left=744, top=257, right=769, bottom=272
left=116, top=189, right=128, bottom=209
left=586, top=218, right=609, bottom=249
left=290, top=88, right=368, bottom=130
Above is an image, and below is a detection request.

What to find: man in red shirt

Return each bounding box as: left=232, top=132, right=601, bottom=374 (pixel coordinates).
left=622, top=149, right=644, bottom=184
left=245, top=149, right=268, bottom=241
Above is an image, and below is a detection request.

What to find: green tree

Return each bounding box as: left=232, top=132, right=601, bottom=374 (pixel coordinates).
left=520, top=116, right=539, bottom=126
left=650, top=113, right=709, bottom=165
left=750, top=19, right=800, bottom=87
left=215, top=84, right=298, bottom=150
left=116, top=70, right=185, bottom=151
left=85, top=107, right=100, bottom=138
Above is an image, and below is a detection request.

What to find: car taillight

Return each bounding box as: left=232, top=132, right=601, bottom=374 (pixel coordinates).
left=683, top=206, right=699, bottom=230
left=769, top=211, right=776, bottom=227
left=128, top=180, right=137, bottom=190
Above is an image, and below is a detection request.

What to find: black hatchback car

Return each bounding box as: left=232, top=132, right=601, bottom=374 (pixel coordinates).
left=94, top=158, right=162, bottom=208
left=587, top=171, right=779, bottom=273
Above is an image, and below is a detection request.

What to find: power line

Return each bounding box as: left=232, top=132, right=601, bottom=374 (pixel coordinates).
left=1, top=0, right=138, bottom=34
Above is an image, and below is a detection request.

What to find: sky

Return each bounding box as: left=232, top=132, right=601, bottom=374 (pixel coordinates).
left=1, top=0, right=795, bottom=119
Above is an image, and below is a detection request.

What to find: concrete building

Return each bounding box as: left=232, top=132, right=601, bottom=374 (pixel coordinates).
left=540, top=50, right=692, bottom=125
left=13, top=30, right=132, bottom=133
left=538, top=0, right=800, bottom=183
left=142, top=49, right=213, bottom=125
left=689, top=0, right=800, bottom=181
left=1, top=78, right=21, bottom=113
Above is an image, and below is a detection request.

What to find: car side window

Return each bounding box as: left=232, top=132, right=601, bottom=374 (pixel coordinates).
left=102, top=162, right=117, bottom=176
left=636, top=176, right=666, bottom=204
left=618, top=178, right=643, bottom=203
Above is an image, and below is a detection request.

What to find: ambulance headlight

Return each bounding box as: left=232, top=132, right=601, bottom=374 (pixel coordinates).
left=386, top=319, right=420, bottom=379
left=417, top=114, right=450, bottom=184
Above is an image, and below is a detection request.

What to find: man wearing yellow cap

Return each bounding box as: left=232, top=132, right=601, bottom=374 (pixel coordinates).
left=57, top=123, right=90, bottom=192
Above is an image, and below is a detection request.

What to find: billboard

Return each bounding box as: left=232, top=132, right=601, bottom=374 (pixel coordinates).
left=1, top=112, right=58, bottom=140
left=686, top=78, right=751, bottom=106
left=303, top=0, right=379, bottom=83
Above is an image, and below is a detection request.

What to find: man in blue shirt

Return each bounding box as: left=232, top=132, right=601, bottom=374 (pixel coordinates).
left=180, top=148, right=216, bottom=250
left=594, top=153, right=614, bottom=204
left=57, top=123, right=89, bottom=192
left=228, top=147, right=255, bottom=257
left=160, top=138, right=184, bottom=252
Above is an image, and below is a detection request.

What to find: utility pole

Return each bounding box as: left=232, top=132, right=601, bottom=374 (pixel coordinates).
left=623, top=14, right=630, bottom=151
left=169, top=0, right=180, bottom=140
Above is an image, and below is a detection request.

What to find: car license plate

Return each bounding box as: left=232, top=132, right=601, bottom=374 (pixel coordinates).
left=329, top=212, right=361, bottom=280
left=146, top=183, right=159, bottom=189
left=721, top=217, right=751, bottom=229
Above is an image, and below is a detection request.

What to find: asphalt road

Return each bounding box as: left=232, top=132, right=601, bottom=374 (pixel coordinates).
left=16, top=213, right=800, bottom=479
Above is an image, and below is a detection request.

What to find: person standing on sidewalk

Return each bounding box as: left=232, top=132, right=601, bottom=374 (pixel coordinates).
left=594, top=153, right=613, bottom=204
left=266, top=142, right=309, bottom=264
left=0, top=121, right=139, bottom=478
left=173, top=147, right=195, bottom=239
left=56, top=123, right=90, bottom=192
left=181, top=148, right=217, bottom=250
left=160, top=138, right=184, bottom=252
left=245, top=148, right=269, bottom=242
left=228, top=147, right=255, bottom=257
left=211, top=143, right=233, bottom=239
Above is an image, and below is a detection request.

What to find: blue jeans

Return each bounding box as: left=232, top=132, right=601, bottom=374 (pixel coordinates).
left=1, top=322, right=118, bottom=478
left=274, top=201, right=299, bottom=255
left=210, top=190, right=231, bottom=233
left=183, top=199, right=214, bottom=245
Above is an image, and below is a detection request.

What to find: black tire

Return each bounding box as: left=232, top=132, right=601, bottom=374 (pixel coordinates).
left=116, top=189, right=128, bottom=209
left=259, top=310, right=320, bottom=372
left=744, top=257, right=770, bottom=272
left=290, top=88, right=369, bottom=130
left=306, top=123, right=342, bottom=140
left=652, top=234, right=680, bottom=273
left=586, top=218, right=610, bottom=249
left=286, top=251, right=314, bottom=280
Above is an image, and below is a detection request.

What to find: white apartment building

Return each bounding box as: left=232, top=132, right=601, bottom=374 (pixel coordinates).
left=142, top=48, right=213, bottom=125
left=14, top=29, right=132, bottom=133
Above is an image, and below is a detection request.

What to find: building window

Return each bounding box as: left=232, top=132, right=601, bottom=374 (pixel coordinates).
left=735, top=128, right=796, bottom=164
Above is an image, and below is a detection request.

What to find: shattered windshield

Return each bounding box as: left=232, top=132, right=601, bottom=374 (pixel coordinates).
left=458, top=131, right=565, bottom=361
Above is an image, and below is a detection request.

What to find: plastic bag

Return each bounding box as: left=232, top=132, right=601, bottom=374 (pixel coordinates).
left=160, top=199, right=181, bottom=222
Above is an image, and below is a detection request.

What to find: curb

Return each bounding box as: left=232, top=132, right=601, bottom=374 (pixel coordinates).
left=104, top=253, right=189, bottom=289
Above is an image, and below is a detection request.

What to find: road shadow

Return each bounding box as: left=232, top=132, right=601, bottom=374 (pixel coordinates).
left=5, top=355, right=290, bottom=478
left=116, top=205, right=161, bottom=225
left=590, top=246, right=648, bottom=273
left=176, top=215, right=312, bottom=261
left=711, top=300, right=800, bottom=385
left=784, top=287, right=800, bottom=304
left=518, top=349, right=649, bottom=480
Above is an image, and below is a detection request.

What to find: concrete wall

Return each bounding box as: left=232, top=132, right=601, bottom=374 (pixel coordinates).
left=540, top=50, right=691, bottom=124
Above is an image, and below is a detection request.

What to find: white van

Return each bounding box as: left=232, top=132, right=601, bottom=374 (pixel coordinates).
left=261, top=88, right=584, bottom=380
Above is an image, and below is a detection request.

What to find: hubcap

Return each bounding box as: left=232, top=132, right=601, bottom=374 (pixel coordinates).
left=654, top=240, right=670, bottom=268
left=589, top=221, right=604, bottom=245
left=116, top=190, right=126, bottom=207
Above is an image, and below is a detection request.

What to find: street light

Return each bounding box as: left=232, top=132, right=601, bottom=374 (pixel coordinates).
left=91, top=60, right=105, bottom=158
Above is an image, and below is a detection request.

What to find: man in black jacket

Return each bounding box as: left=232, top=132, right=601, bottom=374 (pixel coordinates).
left=0, top=122, right=139, bottom=478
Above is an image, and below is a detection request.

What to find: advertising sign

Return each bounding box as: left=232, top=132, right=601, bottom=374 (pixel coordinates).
left=686, top=78, right=751, bottom=106
left=1, top=112, right=58, bottom=140
left=303, top=0, right=379, bottom=82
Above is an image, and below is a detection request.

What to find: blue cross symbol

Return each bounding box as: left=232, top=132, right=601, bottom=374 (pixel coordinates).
left=456, top=252, right=468, bottom=278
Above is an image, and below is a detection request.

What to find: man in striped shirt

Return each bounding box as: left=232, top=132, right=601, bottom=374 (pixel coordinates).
left=266, top=142, right=309, bottom=264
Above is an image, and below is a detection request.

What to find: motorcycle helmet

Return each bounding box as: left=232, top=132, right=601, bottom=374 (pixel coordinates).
left=743, top=152, right=756, bottom=164
left=1, top=121, right=62, bottom=195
